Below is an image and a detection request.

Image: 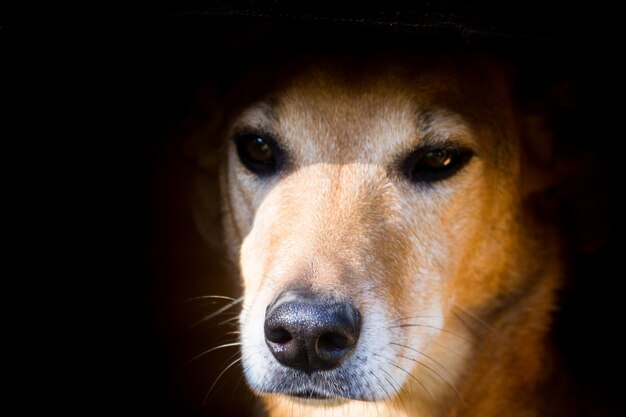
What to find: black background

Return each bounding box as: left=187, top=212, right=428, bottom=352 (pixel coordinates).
left=4, top=3, right=625, bottom=416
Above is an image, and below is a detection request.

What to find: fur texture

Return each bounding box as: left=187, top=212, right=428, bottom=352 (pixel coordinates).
left=209, top=53, right=571, bottom=417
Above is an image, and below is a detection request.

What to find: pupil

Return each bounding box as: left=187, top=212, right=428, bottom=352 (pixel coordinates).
left=428, top=150, right=452, bottom=167
left=235, top=133, right=282, bottom=176
left=250, top=138, right=272, bottom=161
left=258, top=142, right=270, bottom=154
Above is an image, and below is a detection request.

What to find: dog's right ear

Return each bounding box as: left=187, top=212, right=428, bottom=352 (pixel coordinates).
left=183, top=82, right=227, bottom=171
left=180, top=80, right=229, bottom=249
left=177, top=25, right=285, bottom=248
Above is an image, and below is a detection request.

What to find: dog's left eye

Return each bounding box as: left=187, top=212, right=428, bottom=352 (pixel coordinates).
left=402, top=146, right=473, bottom=183
left=234, top=134, right=282, bottom=176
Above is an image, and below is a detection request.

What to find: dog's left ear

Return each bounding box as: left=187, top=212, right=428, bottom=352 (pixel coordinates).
left=518, top=75, right=593, bottom=196
left=519, top=78, right=612, bottom=253
left=520, top=110, right=584, bottom=196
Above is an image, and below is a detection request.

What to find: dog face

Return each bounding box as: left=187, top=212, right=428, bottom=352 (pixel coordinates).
left=219, top=55, right=548, bottom=413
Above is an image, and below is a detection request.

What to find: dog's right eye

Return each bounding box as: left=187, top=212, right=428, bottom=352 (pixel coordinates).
left=234, top=134, right=282, bottom=176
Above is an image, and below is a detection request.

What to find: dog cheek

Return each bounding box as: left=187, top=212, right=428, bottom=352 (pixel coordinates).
left=443, top=184, right=524, bottom=307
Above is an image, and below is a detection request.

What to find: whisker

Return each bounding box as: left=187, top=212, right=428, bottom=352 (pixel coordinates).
left=360, top=368, right=382, bottom=411
left=187, top=341, right=242, bottom=365
left=388, top=323, right=475, bottom=345
left=230, top=365, right=250, bottom=403
left=392, top=314, right=450, bottom=323
left=392, top=348, right=464, bottom=402
left=369, top=369, right=400, bottom=417
left=186, top=295, right=240, bottom=303
left=191, top=296, right=244, bottom=328
left=375, top=353, right=437, bottom=408
left=451, top=310, right=483, bottom=341
left=217, top=315, right=240, bottom=327
left=378, top=367, right=409, bottom=417
left=202, top=355, right=243, bottom=406
left=453, top=305, right=497, bottom=333
left=390, top=342, right=454, bottom=378
left=192, top=313, right=241, bottom=333
left=430, top=340, right=465, bottom=359
left=212, top=311, right=241, bottom=316
left=369, top=370, right=394, bottom=402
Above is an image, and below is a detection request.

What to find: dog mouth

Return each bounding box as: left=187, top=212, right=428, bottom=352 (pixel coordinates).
left=250, top=365, right=367, bottom=401
left=289, top=389, right=335, bottom=400
left=254, top=369, right=374, bottom=402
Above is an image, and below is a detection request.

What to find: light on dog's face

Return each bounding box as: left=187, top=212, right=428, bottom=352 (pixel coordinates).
left=221, top=60, right=520, bottom=409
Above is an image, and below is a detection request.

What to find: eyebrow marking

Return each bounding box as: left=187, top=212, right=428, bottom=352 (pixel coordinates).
left=416, top=109, right=438, bottom=133
left=415, top=108, right=474, bottom=145
left=232, top=99, right=280, bottom=133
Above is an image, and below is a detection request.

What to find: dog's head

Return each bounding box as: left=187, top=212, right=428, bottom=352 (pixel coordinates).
left=216, top=53, right=560, bottom=412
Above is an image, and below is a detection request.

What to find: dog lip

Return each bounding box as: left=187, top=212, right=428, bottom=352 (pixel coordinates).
left=289, top=389, right=334, bottom=400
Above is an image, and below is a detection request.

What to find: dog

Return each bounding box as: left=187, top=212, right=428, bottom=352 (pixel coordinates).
left=195, top=48, right=586, bottom=416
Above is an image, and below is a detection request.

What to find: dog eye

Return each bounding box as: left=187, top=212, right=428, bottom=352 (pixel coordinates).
left=234, top=134, right=282, bottom=176
left=403, top=146, right=473, bottom=183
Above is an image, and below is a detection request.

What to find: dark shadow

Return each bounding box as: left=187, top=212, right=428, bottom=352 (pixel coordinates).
left=6, top=11, right=623, bottom=417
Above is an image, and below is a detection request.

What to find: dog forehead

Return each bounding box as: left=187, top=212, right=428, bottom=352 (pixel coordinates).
left=277, top=79, right=418, bottom=162
left=232, top=57, right=513, bottom=165
left=266, top=69, right=478, bottom=163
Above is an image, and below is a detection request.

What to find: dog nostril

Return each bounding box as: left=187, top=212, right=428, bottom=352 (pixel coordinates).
left=266, top=327, right=292, bottom=344
left=318, top=332, right=351, bottom=353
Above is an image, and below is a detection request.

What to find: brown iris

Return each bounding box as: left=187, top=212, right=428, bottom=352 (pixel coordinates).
left=422, top=149, right=455, bottom=169
left=402, top=145, right=473, bottom=183
left=235, top=134, right=282, bottom=176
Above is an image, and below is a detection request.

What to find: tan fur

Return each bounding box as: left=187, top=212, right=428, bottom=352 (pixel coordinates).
left=215, top=54, right=566, bottom=417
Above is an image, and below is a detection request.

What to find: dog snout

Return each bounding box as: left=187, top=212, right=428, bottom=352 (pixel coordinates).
left=264, top=289, right=361, bottom=373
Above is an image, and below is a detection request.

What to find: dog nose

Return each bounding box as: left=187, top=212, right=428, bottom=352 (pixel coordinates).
left=264, top=290, right=361, bottom=373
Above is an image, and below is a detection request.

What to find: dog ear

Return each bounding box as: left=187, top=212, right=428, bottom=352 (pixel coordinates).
left=179, top=25, right=279, bottom=249
left=181, top=64, right=276, bottom=249
left=520, top=110, right=584, bottom=196
left=181, top=81, right=228, bottom=249
left=519, top=78, right=612, bottom=253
